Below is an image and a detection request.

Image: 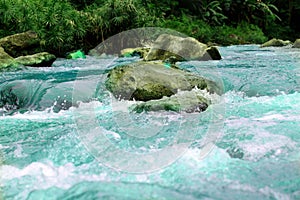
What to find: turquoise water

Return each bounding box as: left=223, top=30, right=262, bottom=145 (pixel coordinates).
left=1, top=45, right=300, bottom=199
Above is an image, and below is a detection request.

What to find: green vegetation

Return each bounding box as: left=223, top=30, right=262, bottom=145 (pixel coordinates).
left=158, top=14, right=267, bottom=45
left=0, top=0, right=299, bottom=56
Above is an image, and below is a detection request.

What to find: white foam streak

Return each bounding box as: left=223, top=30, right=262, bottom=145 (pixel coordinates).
left=0, top=162, right=108, bottom=190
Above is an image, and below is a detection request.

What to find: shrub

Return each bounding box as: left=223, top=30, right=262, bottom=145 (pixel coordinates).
left=213, top=22, right=267, bottom=45
left=0, top=0, right=87, bottom=55
left=157, top=14, right=213, bottom=43
left=264, top=24, right=298, bottom=41
left=0, top=0, right=285, bottom=56
left=157, top=15, right=267, bottom=45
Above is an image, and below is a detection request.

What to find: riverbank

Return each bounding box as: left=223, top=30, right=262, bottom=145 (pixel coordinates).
left=1, top=28, right=299, bottom=72
left=0, top=0, right=299, bottom=57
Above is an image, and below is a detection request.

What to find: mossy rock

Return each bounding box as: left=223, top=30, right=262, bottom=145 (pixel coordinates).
left=132, top=83, right=174, bottom=101
left=144, top=34, right=222, bottom=62
left=0, top=47, right=20, bottom=71
left=15, top=52, right=56, bottom=67
left=105, top=61, right=220, bottom=101
left=120, top=47, right=150, bottom=59
left=292, top=39, right=300, bottom=48
left=261, top=38, right=292, bottom=47
left=132, top=90, right=210, bottom=113
left=0, top=31, right=41, bottom=57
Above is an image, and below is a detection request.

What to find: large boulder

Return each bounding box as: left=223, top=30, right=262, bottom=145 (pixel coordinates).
left=292, top=39, right=300, bottom=48
left=0, top=47, right=20, bottom=71
left=105, top=61, right=220, bottom=101
left=15, top=52, right=56, bottom=67
left=261, top=38, right=292, bottom=47
left=132, top=90, right=210, bottom=113
left=0, top=31, right=40, bottom=57
left=144, top=34, right=221, bottom=62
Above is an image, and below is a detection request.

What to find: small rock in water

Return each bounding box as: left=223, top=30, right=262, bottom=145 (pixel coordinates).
left=226, top=147, right=244, bottom=159
left=132, top=90, right=210, bottom=113
left=15, top=52, right=56, bottom=67
left=292, top=39, right=300, bottom=48
left=0, top=88, right=20, bottom=112
left=52, top=96, right=73, bottom=113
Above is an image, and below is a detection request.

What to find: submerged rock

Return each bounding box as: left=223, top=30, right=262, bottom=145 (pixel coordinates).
left=105, top=61, right=220, bottom=101
left=15, top=52, right=56, bottom=67
left=292, top=39, right=300, bottom=48
left=0, top=88, right=20, bottom=112
left=226, top=147, right=244, bottom=159
left=0, top=47, right=20, bottom=70
left=0, top=31, right=40, bottom=57
left=144, top=34, right=221, bottom=62
left=132, top=90, right=210, bottom=113
left=261, top=38, right=292, bottom=47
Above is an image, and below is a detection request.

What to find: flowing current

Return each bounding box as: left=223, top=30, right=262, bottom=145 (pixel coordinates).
left=1, top=45, right=300, bottom=199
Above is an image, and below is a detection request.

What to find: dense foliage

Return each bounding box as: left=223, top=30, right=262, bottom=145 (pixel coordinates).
left=0, top=0, right=299, bottom=56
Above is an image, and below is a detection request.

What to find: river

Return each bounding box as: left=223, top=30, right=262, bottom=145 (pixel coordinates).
left=0, top=45, right=300, bottom=199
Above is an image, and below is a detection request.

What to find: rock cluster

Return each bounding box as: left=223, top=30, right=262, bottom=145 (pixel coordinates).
left=261, top=38, right=292, bottom=47
left=0, top=31, right=56, bottom=70
left=106, top=34, right=223, bottom=113
left=120, top=34, right=222, bottom=62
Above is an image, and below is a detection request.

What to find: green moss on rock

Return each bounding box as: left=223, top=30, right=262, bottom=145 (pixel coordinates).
left=292, top=39, right=300, bottom=48
left=105, top=61, right=220, bottom=101
left=144, top=34, right=222, bottom=62
left=132, top=83, right=175, bottom=101
left=261, top=38, right=292, bottom=47
left=0, top=47, right=20, bottom=71
left=132, top=90, right=210, bottom=113
left=120, top=47, right=150, bottom=59
left=0, top=31, right=40, bottom=57
left=15, top=52, right=56, bottom=67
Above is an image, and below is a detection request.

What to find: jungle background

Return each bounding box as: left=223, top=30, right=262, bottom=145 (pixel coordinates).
left=0, top=0, right=299, bottom=56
